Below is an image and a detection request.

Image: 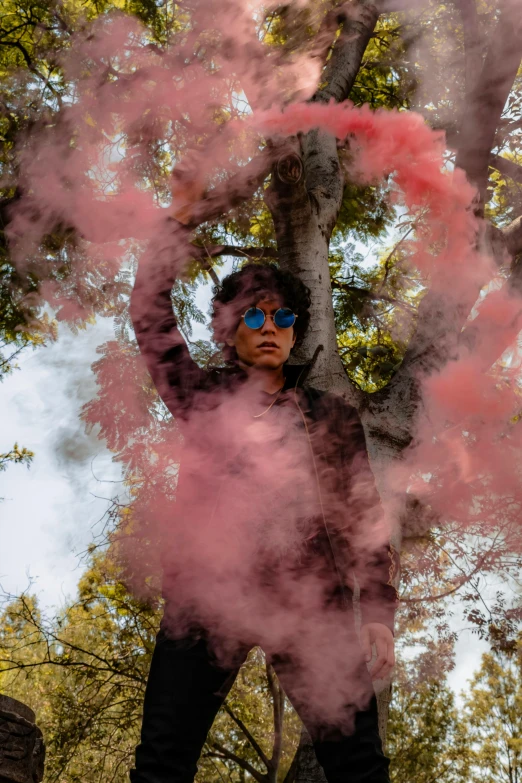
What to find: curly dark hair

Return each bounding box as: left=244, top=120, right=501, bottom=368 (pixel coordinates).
left=210, top=262, right=311, bottom=364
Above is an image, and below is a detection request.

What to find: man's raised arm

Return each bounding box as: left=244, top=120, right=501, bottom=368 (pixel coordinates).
left=129, top=237, right=208, bottom=421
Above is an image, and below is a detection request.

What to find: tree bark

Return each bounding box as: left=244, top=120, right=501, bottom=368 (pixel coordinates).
left=293, top=729, right=328, bottom=783
left=265, top=132, right=350, bottom=398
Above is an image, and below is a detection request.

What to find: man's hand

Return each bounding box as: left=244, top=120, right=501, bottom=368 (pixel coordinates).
left=360, top=623, right=395, bottom=680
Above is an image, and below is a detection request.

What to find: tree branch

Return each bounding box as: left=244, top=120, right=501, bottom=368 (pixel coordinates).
left=313, top=2, right=380, bottom=105
left=266, top=662, right=284, bottom=770
left=453, top=0, right=483, bottom=99
left=0, top=40, right=59, bottom=96
left=489, top=153, right=522, bottom=187
left=331, top=278, right=417, bottom=313
left=455, top=0, right=522, bottom=207
left=386, top=208, right=522, bottom=453
left=453, top=215, right=522, bottom=370
left=190, top=244, right=277, bottom=263
left=181, top=148, right=275, bottom=230
left=292, top=727, right=327, bottom=783
left=223, top=703, right=271, bottom=770
left=199, top=245, right=277, bottom=260
left=207, top=742, right=267, bottom=783
left=282, top=746, right=300, bottom=783
left=264, top=0, right=382, bottom=400
left=5, top=147, right=274, bottom=250
left=188, top=244, right=277, bottom=287
left=503, top=214, right=522, bottom=257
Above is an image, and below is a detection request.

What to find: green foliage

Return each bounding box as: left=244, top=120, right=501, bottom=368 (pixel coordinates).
left=3, top=572, right=519, bottom=783
left=388, top=678, right=470, bottom=783
left=0, top=253, right=57, bottom=378
left=462, top=643, right=522, bottom=783
left=0, top=552, right=301, bottom=783
left=330, top=240, right=423, bottom=392
left=0, top=554, right=159, bottom=782
left=201, top=647, right=301, bottom=783
left=351, top=15, right=411, bottom=110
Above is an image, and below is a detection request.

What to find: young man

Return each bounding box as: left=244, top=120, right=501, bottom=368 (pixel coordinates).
left=129, top=257, right=398, bottom=783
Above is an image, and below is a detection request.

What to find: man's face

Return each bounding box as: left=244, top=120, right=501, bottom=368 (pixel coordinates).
left=227, top=297, right=296, bottom=369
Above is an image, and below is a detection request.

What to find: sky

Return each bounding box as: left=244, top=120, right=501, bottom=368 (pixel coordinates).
left=0, top=276, right=216, bottom=610
left=0, top=269, right=489, bottom=697
left=0, top=317, right=122, bottom=607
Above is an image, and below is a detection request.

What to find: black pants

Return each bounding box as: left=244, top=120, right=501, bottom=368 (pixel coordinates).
left=130, top=626, right=390, bottom=783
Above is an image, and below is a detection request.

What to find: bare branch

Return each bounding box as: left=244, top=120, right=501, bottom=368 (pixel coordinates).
left=222, top=703, right=271, bottom=770
left=207, top=742, right=267, bottom=783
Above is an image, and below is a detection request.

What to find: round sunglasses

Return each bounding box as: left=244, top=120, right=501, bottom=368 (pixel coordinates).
left=241, top=306, right=298, bottom=330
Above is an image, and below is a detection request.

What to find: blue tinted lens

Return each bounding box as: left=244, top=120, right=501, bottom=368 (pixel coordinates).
left=244, top=307, right=265, bottom=329
left=274, top=308, right=296, bottom=328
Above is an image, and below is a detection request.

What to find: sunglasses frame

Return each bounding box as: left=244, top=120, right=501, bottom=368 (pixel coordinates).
left=241, top=306, right=298, bottom=330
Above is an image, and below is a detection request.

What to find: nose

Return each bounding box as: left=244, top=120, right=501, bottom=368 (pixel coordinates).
left=260, top=315, right=277, bottom=335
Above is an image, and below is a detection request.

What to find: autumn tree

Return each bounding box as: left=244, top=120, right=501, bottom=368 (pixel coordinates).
left=387, top=674, right=470, bottom=783
left=0, top=551, right=304, bottom=783
left=462, top=642, right=522, bottom=783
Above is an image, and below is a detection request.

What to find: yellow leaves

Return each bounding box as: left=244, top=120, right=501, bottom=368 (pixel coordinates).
left=0, top=443, right=34, bottom=472
left=462, top=645, right=522, bottom=778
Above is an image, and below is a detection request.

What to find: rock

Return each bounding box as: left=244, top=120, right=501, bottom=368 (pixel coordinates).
left=0, top=695, right=45, bottom=783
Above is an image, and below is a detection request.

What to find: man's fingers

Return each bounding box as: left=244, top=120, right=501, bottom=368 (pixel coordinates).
left=371, top=653, right=388, bottom=679
left=368, top=636, right=395, bottom=680
left=368, top=637, right=387, bottom=678
left=361, top=624, right=396, bottom=678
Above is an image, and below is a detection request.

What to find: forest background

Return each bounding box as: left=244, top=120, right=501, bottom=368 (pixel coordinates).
left=2, top=0, right=522, bottom=781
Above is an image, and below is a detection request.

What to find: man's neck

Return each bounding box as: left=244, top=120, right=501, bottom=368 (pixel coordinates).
left=239, top=364, right=286, bottom=394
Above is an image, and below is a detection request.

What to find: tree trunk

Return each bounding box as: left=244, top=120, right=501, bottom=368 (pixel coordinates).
left=293, top=728, right=328, bottom=783
left=265, top=130, right=348, bottom=397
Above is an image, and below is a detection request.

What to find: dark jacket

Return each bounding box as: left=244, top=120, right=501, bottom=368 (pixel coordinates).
left=130, top=262, right=399, bottom=632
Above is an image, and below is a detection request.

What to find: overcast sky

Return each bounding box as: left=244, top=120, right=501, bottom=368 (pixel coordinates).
left=0, top=318, right=123, bottom=607
left=0, top=274, right=488, bottom=696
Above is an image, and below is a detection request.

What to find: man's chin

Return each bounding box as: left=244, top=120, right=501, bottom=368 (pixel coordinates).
left=253, top=356, right=285, bottom=370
